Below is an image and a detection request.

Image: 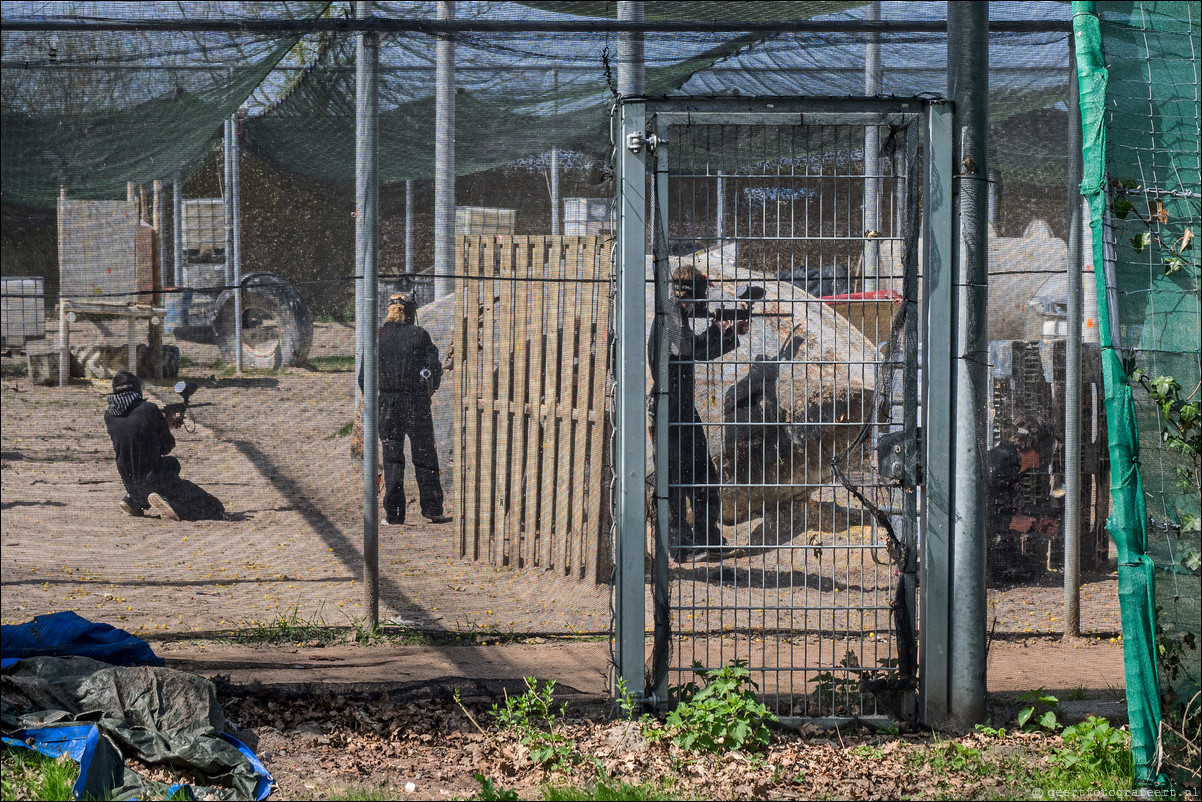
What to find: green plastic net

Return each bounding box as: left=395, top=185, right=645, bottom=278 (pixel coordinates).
left=1074, top=0, right=1201, bottom=788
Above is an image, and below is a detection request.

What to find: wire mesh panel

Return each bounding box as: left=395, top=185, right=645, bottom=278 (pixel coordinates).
left=648, top=104, right=922, bottom=721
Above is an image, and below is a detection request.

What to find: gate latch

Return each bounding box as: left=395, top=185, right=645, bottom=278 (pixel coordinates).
left=876, top=429, right=922, bottom=489
left=626, top=132, right=665, bottom=154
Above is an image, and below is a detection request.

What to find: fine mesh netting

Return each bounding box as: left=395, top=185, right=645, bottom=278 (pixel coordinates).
left=1075, top=0, right=1200, bottom=787
left=0, top=0, right=1193, bottom=754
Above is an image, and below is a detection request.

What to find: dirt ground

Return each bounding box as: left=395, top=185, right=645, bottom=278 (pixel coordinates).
left=2, top=320, right=1128, bottom=797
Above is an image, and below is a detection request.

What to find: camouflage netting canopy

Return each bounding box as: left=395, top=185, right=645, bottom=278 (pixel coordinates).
left=4, top=1, right=1080, bottom=209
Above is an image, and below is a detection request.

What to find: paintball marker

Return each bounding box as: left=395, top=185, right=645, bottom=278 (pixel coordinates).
left=162, top=381, right=210, bottom=428
left=707, top=285, right=791, bottom=323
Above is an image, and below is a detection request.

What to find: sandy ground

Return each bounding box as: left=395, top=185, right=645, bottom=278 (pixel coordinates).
left=2, top=320, right=1123, bottom=702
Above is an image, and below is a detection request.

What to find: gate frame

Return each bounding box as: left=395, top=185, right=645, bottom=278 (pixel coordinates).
left=613, top=96, right=956, bottom=726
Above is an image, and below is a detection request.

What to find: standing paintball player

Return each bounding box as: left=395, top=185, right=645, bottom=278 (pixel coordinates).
left=361, top=292, right=452, bottom=526
left=104, top=370, right=224, bottom=521
left=651, top=266, right=748, bottom=559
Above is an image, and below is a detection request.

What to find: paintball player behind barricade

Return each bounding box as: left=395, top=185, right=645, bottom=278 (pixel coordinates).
left=359, top=292, right=452, bottom=526
left=650, top=265, right=749, bottom=560
left=987, top=414, right=1060, bottom=535
left=104, top=371, right=225, bottom=521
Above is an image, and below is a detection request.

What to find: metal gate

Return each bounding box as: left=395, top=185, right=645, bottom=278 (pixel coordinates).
left=644, top=100, right=925, bottom=723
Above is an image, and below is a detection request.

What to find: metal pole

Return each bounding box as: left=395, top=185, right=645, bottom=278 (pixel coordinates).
left=405, top=179, right=414, bottom=276
left=614, top=0, right=646, bottom=706
left=58, top=187, right=69, bottom=388
left=232, top=108, right=244, bottom=374
left=223, top=118, right=234, bottom=287
left=716, top=172, right=725, bottom=243
left=153, top=179, right=164, bottom=287
left=550, top=68, right=561, bottom=236
left=863, top=1, right=882, bottom=292
left=1064, top=36, right=1083, bottom=638
left=357, top=0, right=381, bottom=632
left=173, top=176, right=184, bottom=287
left=922, top=101, right=954, bottom=728
left=432, top=1, right=455, bottom=299
left=948, top=0, right=989, bottom=728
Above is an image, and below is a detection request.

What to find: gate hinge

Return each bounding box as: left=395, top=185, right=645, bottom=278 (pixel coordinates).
left=626, top=131, right=666, bottom=154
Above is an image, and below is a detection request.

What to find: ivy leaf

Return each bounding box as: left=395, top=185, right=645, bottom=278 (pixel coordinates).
left=1131, top=232, right=1152, bottom=253
left=1174, top=227, right=1194, bottom=253
left=1113, top=197, right=1135, bottom=220
left=1165, top=255, right=1184, bottom=274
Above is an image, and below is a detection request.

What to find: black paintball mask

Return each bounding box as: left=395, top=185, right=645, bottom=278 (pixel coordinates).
left=671, top=267, right=711, bottom=318
left=111, top=371, right=142, bottom=395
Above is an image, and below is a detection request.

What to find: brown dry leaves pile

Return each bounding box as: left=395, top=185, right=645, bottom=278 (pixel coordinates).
left=221, top=692, right=1059, bottom=801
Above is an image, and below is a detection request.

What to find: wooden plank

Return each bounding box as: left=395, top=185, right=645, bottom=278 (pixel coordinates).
left=583, top=237, right=614, bottom=581
left=543, top=236, right=572, bottom=575
left=563, top=237, right=589, bottom=576
left=494, top=237, right=517, bottom=567
left=454, top=236, right=470, bottom=558
left=519, top=239, right=549, bottom=568
left=457, top=236, right=479, bottom=560
left=569, top=237, right=599, bottom=578
left=512, top=238, right=538, bottom=570
left=531, top=235, right=559, bottom=570
left=477, top=236, right=501, bottom=565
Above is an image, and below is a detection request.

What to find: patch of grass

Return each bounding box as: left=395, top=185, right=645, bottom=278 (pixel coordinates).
left=240, top=603, right=343, bottom=645
left=308, top=355, right=356, bottom=373
left=542, top=779, right=682, bottom=801
left=330, top=782, right=411, bottom=801
left=1063, top=685, right=1088, bottom=702
left=1, top=358, right=28, bottom=377
left=334, top=421, right=354, bottom=438
left=1, top=745, right=79, bottom=802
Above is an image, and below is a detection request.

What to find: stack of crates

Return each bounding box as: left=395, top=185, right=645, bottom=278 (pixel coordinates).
left=455, top=206, right=516, bottom=239
left=563, top=198, right=611, bottom=236
left=1, top=276, right=45, bottom=348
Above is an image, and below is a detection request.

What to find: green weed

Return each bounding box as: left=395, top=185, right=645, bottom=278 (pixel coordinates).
left=666, top=659, right=776, bottom=754
left=1016, top=687, right=1063, bottom=733
left=1052, top=716, right=1133, bottom=777
left=490, top=678, right=577, bottom=772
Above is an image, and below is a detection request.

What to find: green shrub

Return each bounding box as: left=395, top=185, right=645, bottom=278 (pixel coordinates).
left=666, top=660, right=776, bottom=754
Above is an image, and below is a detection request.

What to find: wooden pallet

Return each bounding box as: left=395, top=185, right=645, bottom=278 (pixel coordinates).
left=454, top=235, right=612, bottom=581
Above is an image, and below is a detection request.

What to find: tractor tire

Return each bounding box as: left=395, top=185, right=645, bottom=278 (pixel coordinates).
left=214, top=273, right=313, bottom=369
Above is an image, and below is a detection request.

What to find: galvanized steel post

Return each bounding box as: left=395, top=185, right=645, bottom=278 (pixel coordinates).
left=948, top=1, right=989, bottom=727
left=357, top=0, right=381, bottom=630
left=1064, top=36, right=1084, bottom=637
left=223, top=117, right=234, bottom=288
left=405, top=179, right=414, bottom=275
left=922, top=101, right=954, bottom=727
left=863, top=1, right=882, bottom=292
left=551, top=68, right=561, bottom=236
left=433, top=1, right=456, bottom=299
left=173, top=177, right=184, bottom=287
left=615, top=0, right=647, bottom=705
left=231, top=108, right=244, bottom=374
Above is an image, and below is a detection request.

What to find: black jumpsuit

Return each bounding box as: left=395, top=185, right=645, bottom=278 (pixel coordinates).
left=104, top=393, right=225, bottom=520
left=105, top=394, right=178, bottom=509
left=371, top=320, right=445, bottom=523
left=649, top=313, right=740, bottom=547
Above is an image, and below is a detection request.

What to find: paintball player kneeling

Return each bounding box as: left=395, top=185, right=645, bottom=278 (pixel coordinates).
left=104, top=370, right=225, bottom=521
left=361, top=292, right=452, bottom=526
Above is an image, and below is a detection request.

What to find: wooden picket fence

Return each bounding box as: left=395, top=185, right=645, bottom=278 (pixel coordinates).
left=453, top=235, right=613, bottom=580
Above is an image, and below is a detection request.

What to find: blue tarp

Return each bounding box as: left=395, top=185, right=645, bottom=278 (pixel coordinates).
left=0, top=611, right=162, bottom=667
left=1, top=613, right=272, bottom=801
